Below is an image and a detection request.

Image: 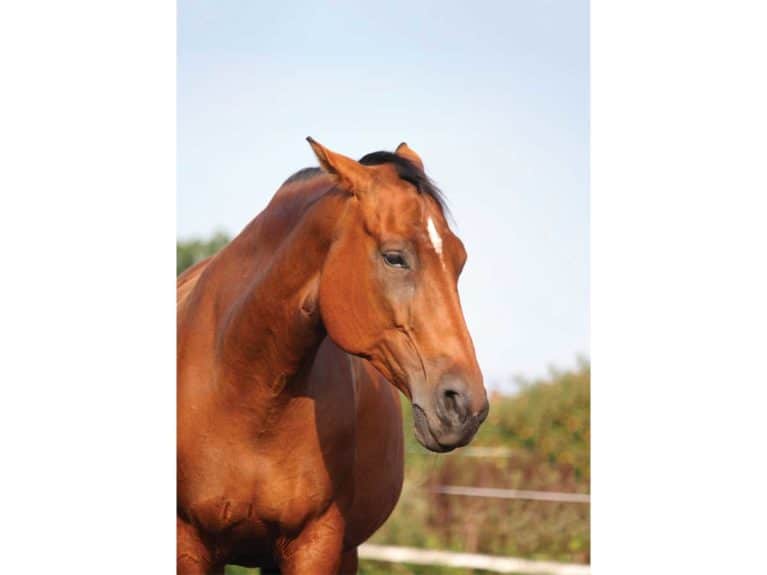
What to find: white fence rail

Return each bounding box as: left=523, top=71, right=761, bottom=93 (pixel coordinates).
left=359, top=544, right=591, bottom=575
left=433, top=485, right=591, bottom=504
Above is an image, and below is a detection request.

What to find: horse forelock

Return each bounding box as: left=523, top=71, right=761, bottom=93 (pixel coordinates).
left=358, top=151, right=448, bottom=216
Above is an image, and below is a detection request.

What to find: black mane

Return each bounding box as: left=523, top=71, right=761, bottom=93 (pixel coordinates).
left=282, top=166, right=322, bottom=186
left=359, top=151, right=447, bottom=214
left=281, top=150, right=447, bottom=214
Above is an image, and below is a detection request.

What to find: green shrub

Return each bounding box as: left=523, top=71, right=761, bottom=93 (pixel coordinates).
left=177, top=231, right=230, bottom=276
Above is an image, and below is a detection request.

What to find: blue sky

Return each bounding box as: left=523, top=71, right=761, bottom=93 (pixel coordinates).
left=178, top=0, right=589, bottom=387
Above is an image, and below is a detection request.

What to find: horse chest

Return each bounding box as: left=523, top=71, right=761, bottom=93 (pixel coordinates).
left=186, top=433, right=346, bottom=538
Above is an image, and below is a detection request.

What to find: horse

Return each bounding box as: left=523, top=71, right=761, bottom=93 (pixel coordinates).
left=177, top=139, right=489, bottom=574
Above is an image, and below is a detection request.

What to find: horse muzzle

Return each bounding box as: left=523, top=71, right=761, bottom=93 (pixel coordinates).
left=411, top=376, right=489, bottom=452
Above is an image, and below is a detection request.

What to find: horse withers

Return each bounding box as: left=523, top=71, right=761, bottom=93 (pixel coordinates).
left=177, top=139, right=489, bottom=574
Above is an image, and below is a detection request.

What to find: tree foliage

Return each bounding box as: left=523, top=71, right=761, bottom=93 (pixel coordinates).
left=177, top=231, right=230, bottom=276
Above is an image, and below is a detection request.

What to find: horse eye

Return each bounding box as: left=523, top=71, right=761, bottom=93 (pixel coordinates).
left=382, top=251, right=409, bottom=269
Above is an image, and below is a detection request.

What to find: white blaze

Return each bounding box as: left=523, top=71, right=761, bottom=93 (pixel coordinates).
left=426, top=216, right=444, bottom=257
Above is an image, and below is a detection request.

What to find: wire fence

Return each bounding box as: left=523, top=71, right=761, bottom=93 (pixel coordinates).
left=379, top=444, right=590, bottom=572
left=432, top=485, right=590, bottom=504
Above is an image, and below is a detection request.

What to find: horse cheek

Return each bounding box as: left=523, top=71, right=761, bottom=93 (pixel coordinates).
left=319, top=254, right=371, bottom=355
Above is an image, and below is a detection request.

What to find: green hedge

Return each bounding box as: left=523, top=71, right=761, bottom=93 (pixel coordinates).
left=177, top=231, right=230, bottom=276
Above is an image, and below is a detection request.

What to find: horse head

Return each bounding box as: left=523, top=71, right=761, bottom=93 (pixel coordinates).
left=307, top=138, right=489, bottom=452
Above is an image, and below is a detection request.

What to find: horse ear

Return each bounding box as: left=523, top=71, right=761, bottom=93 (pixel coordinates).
left=306, top=137, right=371, bottom=194
left=395, top=142, right=424, bottom=171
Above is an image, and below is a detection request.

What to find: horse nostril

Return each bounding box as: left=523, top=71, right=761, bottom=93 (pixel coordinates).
left=443, top=388, right=458, bottom=409
left=440, top=387, right=469, bottom=423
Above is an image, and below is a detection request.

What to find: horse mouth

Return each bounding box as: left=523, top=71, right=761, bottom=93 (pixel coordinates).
left=412, top=404, right=458, bottom=453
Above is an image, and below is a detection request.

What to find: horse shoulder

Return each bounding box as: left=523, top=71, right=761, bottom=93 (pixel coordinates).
left=345, top=354, right=405, bottom=546
left=302, top=341, right=405, bottom=544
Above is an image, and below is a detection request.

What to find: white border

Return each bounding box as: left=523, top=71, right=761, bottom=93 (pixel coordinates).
left=593, top=1, right=767, bottom=572
left=2, top=2, right=766, bottom=573
left=1, top=2, right=175, bottom=573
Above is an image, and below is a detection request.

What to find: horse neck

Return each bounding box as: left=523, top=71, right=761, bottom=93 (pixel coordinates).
left=212, top=180, right=347, bottom=405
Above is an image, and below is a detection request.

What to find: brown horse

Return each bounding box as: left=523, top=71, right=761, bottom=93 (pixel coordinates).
left=177, top=139, right=489, bottom=574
